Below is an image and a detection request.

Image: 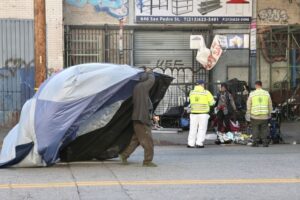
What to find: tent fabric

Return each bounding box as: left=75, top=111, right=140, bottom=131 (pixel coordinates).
left=0, top=63, right=172, bottom=168
left=60, top=71, right=172, bottom=162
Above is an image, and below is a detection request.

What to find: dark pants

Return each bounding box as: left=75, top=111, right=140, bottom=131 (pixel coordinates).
left=251, top=119, right=269, bottom=144
left=217, top=110, right=230, bottom=132
left=122, top=121, right=154, bottom=164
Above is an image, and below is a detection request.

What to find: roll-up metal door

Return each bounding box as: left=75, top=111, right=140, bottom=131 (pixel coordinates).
left=0, top=19, right=35, bottom=129
left=134, top=31, right=209, bottom=118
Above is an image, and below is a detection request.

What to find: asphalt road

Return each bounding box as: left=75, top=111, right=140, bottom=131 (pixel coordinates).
left=0, top=145, right=300, bottom=200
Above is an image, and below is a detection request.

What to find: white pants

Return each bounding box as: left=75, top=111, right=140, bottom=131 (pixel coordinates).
left=188, top=114, right=210, bottom=146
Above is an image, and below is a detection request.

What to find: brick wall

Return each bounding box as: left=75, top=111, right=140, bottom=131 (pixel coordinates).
left=46, top=0, right=64, bottom=73
left=0, top=0, right=33, bottom=19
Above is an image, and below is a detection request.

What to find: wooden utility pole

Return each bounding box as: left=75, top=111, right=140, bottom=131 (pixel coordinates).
left=34, top=0, right=46, bottom=89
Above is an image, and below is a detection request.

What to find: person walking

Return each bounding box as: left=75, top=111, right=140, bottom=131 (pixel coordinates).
left=215, top=83, right=237, bottom=133
left=246, top=81, right=272, bottom=147
left=187, top=80, right=215, bottom=148
left=120, top=68, right=157, bottom=167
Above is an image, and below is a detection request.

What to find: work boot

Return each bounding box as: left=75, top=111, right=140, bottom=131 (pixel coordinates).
left=119, top=154, right=128, bottom=165
left=187, top=145, right=195, bottom=148
left=143, top=162, right=157, bottom=167
left=263, top=139, right=270, bottom=147
left=251, top=142, right=259, bottom=147
left=263, top=143, right=269, bottom=147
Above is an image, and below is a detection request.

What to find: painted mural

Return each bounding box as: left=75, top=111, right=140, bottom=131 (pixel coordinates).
left=65, top=0, right=129, bottom=19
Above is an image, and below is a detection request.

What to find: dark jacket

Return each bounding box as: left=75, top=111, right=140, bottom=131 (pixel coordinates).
left=216, top=91, right=236, bottom=115
left=132, top=71, right=155, bottom=125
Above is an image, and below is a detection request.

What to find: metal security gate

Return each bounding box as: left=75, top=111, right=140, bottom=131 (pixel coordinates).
left=64, top=26, right=133, bottom=67
left=0, top=20, right=35, bottom=128
left=134, top=31, right=209, bottom=116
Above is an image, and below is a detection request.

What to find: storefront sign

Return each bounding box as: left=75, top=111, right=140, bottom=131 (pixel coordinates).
left=135, top=0, right=252, bottom=24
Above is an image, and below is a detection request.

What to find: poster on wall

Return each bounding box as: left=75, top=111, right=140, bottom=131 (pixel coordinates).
left=135, top=0, right=252, bottom=23
left=226, top=34, right=249, bottom=49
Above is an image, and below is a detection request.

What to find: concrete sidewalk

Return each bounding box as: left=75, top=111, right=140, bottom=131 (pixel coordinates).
left=0, top=121, right=299, bottom=148
left=280, top=121, right=300, bottom=144
left=152, top=121, right=300, bottom=146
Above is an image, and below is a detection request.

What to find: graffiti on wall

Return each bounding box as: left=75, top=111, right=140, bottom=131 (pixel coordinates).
left=0, top=58, right=35, bottom=95
left=0, top=58, right=34, bottom=78
left=258, top=8, right=288, bottom=24
left=0, top=58, right=35, bottom=128
left=65, top=0, right=129, bottom=19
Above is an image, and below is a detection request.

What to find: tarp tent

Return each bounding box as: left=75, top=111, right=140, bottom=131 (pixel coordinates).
left=0, top=63, right=172, bottom=167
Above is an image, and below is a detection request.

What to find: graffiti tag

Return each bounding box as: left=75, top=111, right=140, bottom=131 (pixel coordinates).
left=156, top=60, right=184, bottom=68
left=65, top=0, right=129, bottom=19
left=258, top=8, right=288, bottom=24
left=0, top=58, right=34, bottom=78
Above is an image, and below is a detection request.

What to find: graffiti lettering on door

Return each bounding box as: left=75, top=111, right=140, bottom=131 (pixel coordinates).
left=156, top=60, right=184, bottom=68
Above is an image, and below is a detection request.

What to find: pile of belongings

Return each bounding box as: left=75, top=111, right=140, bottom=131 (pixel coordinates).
left=0, top=63, right=172, bottom=168
left=214, top=120, right=253, bottom=145
left=215, top=132, right=252, bottom=145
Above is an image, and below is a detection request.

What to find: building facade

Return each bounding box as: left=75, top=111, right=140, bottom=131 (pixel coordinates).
left=63, top=0, right=254, bottom=115
left=257, top=0, right=300, bottom=90
left=6, top=0, right=292, bottom=127
left=0, top=0, right=63, bottom=128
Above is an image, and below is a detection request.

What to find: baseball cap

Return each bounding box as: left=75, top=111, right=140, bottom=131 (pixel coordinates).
left=197, top=80, right=205, bottom=84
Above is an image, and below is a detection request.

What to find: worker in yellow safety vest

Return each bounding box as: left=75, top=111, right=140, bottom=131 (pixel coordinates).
left=187, top=80, right=215, bottom=148
left=246, top=81, right=272, bottom=147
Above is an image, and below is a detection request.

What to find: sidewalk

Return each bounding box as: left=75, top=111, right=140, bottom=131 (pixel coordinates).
left=152, top=121, right=300, bottom=146
left=280, top=121, right=300, bottom=144
left=1, top=122, right=299, bottom=148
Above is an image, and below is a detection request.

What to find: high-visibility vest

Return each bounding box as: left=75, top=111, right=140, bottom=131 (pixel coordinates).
left=250, top=89, right=270, bottom=115
left=190, top=87, right=213, bottom=114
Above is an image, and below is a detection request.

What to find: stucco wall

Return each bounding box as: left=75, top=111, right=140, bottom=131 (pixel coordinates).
left=257, top=0, right=300, bottom=25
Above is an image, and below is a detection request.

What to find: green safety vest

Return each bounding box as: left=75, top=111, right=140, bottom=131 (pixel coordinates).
left=190, top=88, right=212, bottom=114
left=250, top=89, right=270, bottom=115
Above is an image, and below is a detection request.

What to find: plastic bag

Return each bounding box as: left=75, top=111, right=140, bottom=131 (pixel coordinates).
left=196, top=48, right=211, bottom=66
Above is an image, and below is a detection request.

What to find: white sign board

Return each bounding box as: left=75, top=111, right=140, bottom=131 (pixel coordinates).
left=135, top=0, right=252, bottom=24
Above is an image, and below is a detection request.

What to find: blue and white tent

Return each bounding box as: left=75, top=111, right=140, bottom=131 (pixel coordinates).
left=0, top=63, right=172, bottom=167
